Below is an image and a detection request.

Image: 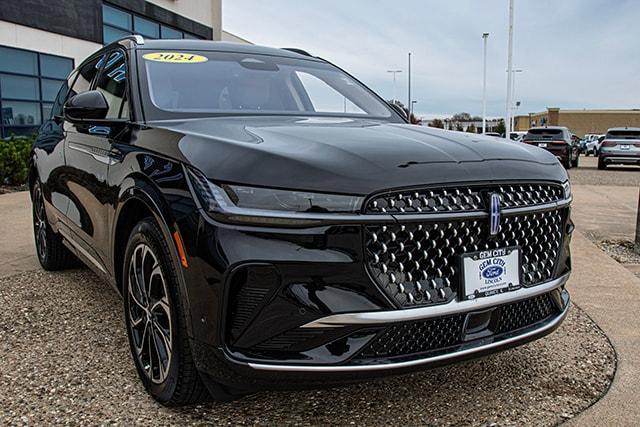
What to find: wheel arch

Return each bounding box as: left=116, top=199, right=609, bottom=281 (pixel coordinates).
left=112, top=174, right=181, bottom=295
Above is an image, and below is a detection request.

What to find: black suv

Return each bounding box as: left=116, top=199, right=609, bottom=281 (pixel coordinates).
left=30, top=37, right=573, bottom=405
left=522, top=126, right=580, bottom=169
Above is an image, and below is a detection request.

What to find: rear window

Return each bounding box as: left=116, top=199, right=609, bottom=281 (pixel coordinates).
left=605, top=130, right=640, bottom=140
left=525, top=129, right=564, bottom=139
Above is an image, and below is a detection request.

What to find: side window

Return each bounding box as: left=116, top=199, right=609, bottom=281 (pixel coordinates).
left=70, top=54, right=104, bottom=97
left=95, top=50, right=129, bottom=119
left=295, top=71, right=365, bottom=114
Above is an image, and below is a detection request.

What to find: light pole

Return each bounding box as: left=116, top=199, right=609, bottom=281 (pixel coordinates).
left=408, top=52, right=412, bottom=117
left=505, top=0, right=515, bottom=138
left=387, top=69, right=402, bottom=103
left=482, top=33, right=489, bottom=134
left=508, top=68, right=522, bottom=132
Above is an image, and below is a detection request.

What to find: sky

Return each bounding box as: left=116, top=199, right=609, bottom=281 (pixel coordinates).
left=222, top=0, right=640, bottom=119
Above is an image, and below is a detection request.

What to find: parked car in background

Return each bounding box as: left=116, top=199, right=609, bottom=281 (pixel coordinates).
left=598, top=127, right=640, bottom=169
left=485, top=132, right=501, bottom=137
left=29, top=37, right=573, bottom=406
left=582, top=135, right=599, bottom=156
left=510, top=131, right=527, bottom=142
left=522, top=126, right=580, bottom=169
left=594, top=134, right=606, bottom=156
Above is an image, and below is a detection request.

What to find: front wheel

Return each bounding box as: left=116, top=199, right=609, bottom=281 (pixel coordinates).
left=123, top=218, right=211, bottom=406
left=563, top=156, right=572, bottom=169
left=571, top=153, right=579, bottom=167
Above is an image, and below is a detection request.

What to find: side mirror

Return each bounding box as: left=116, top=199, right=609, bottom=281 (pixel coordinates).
left=64, top=90, right=109, bottom=122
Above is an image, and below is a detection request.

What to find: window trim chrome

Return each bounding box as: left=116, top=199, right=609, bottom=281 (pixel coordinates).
left=301, top=272, right=569, bottom=328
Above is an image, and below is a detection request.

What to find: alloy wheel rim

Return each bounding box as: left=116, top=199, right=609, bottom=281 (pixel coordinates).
left=128, top=243, right=173, bottom=384
left=33, top=186, right=47, bottom=260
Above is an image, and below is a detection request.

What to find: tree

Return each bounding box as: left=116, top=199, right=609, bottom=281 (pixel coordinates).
left=429, top=118, right=444, bottom=129
left=409, top=113, right=422, bottom=125
left=466, top=123, right=477, bottom=133
left=452, top=112, right=472, bottom=121
left=455, top=123, right=464, bottom=132
left=495, top=119, right=506, bottom=136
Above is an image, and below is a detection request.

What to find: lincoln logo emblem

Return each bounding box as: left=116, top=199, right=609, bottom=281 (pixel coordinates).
left=489, top=193, right=501, bottom=236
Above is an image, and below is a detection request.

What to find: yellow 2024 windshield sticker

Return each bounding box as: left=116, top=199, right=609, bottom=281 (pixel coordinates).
left=143, top=52, right=208, bottom=63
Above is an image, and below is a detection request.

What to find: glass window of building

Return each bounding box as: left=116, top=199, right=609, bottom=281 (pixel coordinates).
left=103, top=4, right=202, bottom=44
left=0, top=46, right=73, bottom=138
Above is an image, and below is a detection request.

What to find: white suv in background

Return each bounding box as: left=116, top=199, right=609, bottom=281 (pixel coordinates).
left=598, top=128, right=640, bottom=169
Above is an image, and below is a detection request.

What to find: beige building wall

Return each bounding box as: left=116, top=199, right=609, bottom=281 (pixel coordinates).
left=147, top=0, right=222, bottom=39
left=515, top=108, right=640, bottom=136
left=0, top=20, right=102, bottom=66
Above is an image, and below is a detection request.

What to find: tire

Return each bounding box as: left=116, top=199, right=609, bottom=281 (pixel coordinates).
left=571, top=153, right=579, bottom=168
left=123, top=217, right=212, bottom=406
left=32, top=181, right=76, bottom=270
left=598, top=157, right=606, bottom=170
left=563, top=156, right=572, bottom=169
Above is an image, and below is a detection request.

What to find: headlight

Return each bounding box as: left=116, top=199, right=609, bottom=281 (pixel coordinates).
left=187, top=168, right=364, bottom=224
left=562, top=180, right=571, bottom=200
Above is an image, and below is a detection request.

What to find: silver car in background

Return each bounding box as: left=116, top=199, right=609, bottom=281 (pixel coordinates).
left=598, top=127, right=640, bottom=169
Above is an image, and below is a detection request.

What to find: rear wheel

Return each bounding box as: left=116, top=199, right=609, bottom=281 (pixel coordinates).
left=32, top=181, right=76, bottom=270
left=571, top=152, right=579, bottom=167
left=598, top=157, right=607, bottom=170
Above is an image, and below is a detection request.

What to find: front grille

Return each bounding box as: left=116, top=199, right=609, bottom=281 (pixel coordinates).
left=356, top=292, right=558, bottom=359
left=366, top=183, right=564, bottom=214
left=365, top=209, right=565, bottom=307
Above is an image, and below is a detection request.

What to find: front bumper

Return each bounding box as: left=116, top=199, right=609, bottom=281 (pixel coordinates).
left=246, top=280, right=570, bottom=373
left=179, top=186, right=572, bottom=389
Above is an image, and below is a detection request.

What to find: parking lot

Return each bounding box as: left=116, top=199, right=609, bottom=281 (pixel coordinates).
left=569, top=155, right=640, bottom=187
left=0, top=154, right=638, bottom=426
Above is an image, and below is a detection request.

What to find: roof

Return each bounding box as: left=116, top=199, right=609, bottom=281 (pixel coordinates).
left=607, top=127, right=640, bottom=131
left=135, top=39, right=320, bottom=61
left=528, top=126, right=568, bottom=131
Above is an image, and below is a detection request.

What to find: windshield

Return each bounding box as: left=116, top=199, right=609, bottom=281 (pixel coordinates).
left=140, top=50, right=393, bottom=119
left=525, top=129, right=564, bottom=139
left=605, top=130, right=640, bottom=140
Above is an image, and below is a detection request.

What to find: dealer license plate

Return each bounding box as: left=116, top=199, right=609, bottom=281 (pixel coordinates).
left=538, top=142, right=548, bottom=148
left=461, top=247, right=521, bottom=300
left=620, top=144, right=631, bottom=150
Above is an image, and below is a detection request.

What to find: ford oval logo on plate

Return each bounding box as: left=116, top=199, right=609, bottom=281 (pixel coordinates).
left=482, top=265, right=504, bottom=279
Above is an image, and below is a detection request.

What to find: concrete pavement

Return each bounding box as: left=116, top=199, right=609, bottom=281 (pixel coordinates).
left=567, top=232, right=640, bottom=424
left=572, top=185, right=639, bottom=241
left=0, top=191, right=39, bottom=278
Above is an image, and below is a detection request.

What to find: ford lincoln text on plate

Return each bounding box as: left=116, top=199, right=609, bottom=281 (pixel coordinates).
left=29, top=37, right=573, bottom=406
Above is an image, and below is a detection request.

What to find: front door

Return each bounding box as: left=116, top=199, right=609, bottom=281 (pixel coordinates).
left=62, top=50, right=129, bottom=273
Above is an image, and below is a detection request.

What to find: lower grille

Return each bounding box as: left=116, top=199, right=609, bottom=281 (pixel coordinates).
left=365, top=209, right=566, bottom=308
left=356, top=292, right=559, bottom=359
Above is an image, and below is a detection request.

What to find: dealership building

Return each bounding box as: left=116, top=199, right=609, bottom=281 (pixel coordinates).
left=0, top=0, right=248, bottom=138
left=514, top=108, right=640, bottom=137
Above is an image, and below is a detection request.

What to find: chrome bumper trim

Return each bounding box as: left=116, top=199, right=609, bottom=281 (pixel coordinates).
left=248, top=295, right=570, bottom=372
left=301, top=272, right=570, bottom=328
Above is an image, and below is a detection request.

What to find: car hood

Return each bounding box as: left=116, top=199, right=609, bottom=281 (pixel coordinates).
left=145, top=116, right=567, bottom=195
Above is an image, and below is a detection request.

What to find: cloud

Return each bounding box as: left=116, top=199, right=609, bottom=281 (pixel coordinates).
left=223, top=0, right=640, bottom=117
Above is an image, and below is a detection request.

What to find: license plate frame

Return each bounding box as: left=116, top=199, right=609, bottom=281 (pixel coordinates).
left=460, top=247, right=521, bottom=300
